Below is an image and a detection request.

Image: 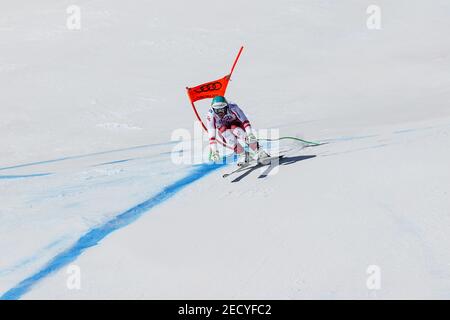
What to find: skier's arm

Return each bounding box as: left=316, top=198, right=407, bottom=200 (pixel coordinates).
left=206, top=111, right=218, bottom=153
left=232, top=104, right=253, bottom=135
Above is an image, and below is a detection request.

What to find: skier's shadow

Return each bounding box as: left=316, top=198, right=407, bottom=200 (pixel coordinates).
left=231, top=155, right=316, bottom=183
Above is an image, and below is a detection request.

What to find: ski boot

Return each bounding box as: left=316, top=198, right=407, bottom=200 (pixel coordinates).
left=255, top=148, right=271, bottom=165
left=237, top=151, right=250, bottom=167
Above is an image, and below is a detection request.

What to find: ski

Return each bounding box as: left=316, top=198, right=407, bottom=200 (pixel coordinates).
left=222, top=155, right=284, bottom=178
left=222, top=162, right=253, bottom=178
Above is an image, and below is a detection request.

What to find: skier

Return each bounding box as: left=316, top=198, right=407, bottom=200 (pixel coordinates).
left=207, top=96, right=269, bottom=166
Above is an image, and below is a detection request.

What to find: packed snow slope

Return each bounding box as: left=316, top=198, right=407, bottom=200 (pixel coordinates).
left=1, top=0, right=450, bottom=299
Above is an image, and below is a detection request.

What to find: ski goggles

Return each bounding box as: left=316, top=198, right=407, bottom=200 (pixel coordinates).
left=212, top=102, right=228, bottom=114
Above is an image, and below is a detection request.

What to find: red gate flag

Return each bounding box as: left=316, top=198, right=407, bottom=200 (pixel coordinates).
left=186, top=75, right=230, bottom=103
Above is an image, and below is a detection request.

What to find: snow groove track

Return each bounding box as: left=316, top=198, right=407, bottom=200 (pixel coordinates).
left=0, top=162, right=224, bottom=300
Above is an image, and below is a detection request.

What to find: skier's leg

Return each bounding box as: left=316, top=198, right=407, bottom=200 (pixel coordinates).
left=221, top=128, right=247, bottom=165
left=231, top=125, right=258, bottom=151
left=232, top=124, right=270, bottom=162
left=232, top=124, right=262, bottom=159
left=221, top=128, right=244, bottom=154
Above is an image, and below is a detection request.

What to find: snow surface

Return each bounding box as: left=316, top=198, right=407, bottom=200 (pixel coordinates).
left=1, top=0, right=450, bottom=299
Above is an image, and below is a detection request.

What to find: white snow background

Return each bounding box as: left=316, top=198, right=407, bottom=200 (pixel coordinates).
left=1, top=0, right=450, bottom=299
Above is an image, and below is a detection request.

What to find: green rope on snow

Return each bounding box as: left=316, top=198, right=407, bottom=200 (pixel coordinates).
left=258, top=136, right=322, bottom=146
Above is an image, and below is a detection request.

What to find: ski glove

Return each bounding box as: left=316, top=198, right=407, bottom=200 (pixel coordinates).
left=209, top=150, right=221, bottom=162
left=246, top=133, right=258, bottom=145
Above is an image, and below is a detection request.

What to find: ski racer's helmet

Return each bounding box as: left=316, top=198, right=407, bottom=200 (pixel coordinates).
left=211, top=96, right=228, bottom=116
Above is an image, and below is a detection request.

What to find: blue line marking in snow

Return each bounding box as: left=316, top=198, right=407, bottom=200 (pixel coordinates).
left=0, top=141, right=177, bottom=172
left=321, top=134, right=378, bottom=143
left=393, top=127, right=434, bottom=134
left=93, top=159, right=133, bottom=167
left=0, top=173, right=52, bottom=180
left=0, top=162, right=225, bottom=300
